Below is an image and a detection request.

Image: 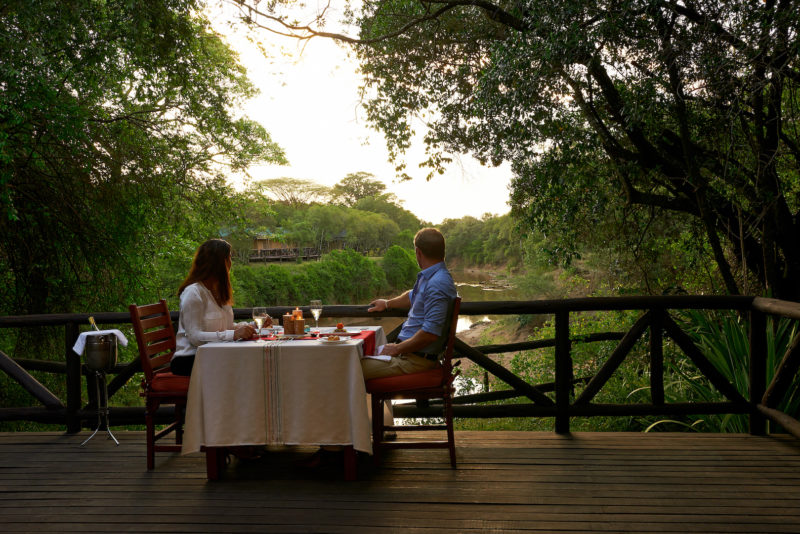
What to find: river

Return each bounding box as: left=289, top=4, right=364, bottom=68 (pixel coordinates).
left=450, top=268, right=519, bottom=332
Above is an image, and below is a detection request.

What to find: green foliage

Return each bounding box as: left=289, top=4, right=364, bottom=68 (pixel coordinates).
left=0, top=0, right=285, bottom=316
left=235, top=185, right=418, bottom=256
left=663, top=310, right=800, bottom=433
left=381, top=246, right=417, bottom=288
left=353, top=197, right=421, bottom=234
left=255, top=177, right=331, bottom=207
left=440, top=214, right=527, bottom=268
left=391, top=229, right=416, bottom=250
left=232, top=248, right=389, bottom=307
left=335, top=0, right=800, bottom=299
left=456, top=309, right=687, bottom=432
left=331, top=172, right=388, bottom=206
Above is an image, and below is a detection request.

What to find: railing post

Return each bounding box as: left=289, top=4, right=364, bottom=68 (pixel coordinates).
left=555, top=311, right=571, bottom=434
left=650, top=309, right=664, bottom=406
left=749, top=310, right=767, bottom=435
left=65, top=322, right=82, bottom=434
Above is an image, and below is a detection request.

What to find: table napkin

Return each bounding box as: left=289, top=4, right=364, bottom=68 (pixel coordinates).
left=363, top=344, right=391, bottom=362
left=72, top=329, right=129, bottom=355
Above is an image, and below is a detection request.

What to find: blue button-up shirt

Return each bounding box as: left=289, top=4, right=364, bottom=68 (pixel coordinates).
left=397, top=261, right=458, bottom=342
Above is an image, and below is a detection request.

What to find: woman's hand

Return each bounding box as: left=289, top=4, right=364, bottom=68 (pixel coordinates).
left=234, top=323, right=255, bottom=340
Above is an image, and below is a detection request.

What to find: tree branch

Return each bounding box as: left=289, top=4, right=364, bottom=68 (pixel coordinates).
left=228, top=0, right=527, bottom=44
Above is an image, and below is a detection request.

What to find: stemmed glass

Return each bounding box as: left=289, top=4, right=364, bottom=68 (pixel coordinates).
left=309, top=300, right=322, bottom=329
left=252, top=307, right=268, bottom=337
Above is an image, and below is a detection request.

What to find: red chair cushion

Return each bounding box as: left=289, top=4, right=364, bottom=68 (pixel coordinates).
left=149, top=372, right=190, bottom=393
left=365, top=368, right=445, bottom=394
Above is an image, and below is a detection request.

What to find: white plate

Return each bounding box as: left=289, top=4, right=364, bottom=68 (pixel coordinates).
left=319, top=337, right=349, bottom=345
left=323, top=330, right=359, bottom=336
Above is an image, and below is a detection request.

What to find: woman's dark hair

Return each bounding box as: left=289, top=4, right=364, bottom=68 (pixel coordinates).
left=178, top=239, right=233, bottom=306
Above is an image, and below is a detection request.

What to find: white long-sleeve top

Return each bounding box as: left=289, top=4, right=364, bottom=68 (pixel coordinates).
left=174, top=282, right=236, bottom=359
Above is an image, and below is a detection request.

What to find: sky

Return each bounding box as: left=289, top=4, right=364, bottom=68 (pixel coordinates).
left=207, top=4, right=513, bottom=225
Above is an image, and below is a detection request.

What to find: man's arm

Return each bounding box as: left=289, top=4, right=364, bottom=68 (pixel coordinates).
left=368, top=290, right=411, bottom=312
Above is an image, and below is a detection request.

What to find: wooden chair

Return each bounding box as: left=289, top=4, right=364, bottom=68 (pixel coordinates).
left=129, top=300, right=190, bottom=470
left=365, top=296, right=462, bottom=468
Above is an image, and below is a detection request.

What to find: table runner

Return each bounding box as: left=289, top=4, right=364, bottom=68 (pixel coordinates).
left=256, top=329, right=376, bottom=356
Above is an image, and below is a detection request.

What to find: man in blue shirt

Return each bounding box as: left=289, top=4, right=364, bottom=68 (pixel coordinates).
left=364, top=227, right=458, bottom=379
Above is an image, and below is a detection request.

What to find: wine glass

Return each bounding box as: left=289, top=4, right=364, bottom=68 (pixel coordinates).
left=309, top=300, right=322, bottom=329
left=252, top=307, right=268, bottom=337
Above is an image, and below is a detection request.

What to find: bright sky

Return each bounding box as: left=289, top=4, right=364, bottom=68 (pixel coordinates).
left=208, top=4, right=512, bottom=224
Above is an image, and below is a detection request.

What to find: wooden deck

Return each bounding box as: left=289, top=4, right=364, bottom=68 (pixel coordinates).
left=2, top=431, right=800, bottom=533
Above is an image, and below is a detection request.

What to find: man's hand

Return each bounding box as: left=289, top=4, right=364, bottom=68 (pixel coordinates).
left=379, top=343, right=401, bottom=356
left=368, top=298, right=389, bottom=313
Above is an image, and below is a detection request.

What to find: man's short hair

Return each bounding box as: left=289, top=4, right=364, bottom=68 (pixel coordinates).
left=414, top=228, right=446, bottom=261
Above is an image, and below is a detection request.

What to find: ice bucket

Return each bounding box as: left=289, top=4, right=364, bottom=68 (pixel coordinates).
left=85, top=334, right=118, bottom=371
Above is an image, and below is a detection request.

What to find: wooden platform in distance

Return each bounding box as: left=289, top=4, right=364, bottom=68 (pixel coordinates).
left=2, top=431, right=800, bottom=533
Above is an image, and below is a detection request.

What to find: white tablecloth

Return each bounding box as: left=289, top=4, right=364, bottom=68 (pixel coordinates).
left=182, top=327, right=387, bottom=455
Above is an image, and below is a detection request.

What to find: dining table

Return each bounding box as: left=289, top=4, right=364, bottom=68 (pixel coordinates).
left=181, top=326, right=387, bottom=481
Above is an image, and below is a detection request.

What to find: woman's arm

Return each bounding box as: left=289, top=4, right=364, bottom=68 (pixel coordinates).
left=181, top=288, right=251, bottom=346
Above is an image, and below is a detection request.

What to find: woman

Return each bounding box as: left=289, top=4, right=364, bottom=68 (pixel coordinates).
left=171, top=239, right=267, bottom=376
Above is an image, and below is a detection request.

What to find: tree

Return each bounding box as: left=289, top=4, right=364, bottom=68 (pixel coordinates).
left=331, top=171, right=390, bottom=206
left=346, top=209, right=401, bottom=252
left=256, top=177, right=331, bottom=208
left=353, top=195, right=421, bottom=233
left=305, top=204, right=349, bottom=251
left=233, top=0, right=800, bottom=299
left=0, top=0, right=286, bottom=314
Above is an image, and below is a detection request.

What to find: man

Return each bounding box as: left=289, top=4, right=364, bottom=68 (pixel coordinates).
left=363, top=227, right=458, bottom=379
left=303, top=228, right=457, bottom=466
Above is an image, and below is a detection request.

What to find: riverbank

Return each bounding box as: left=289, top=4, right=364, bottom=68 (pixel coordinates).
left=455, top=314, right=542, bottom=383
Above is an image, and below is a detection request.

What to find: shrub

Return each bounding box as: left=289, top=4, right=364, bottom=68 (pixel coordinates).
left=381, top=246, right=418, bottom=289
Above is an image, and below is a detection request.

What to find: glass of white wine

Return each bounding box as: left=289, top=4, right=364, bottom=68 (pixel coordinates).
left=309, top=300, right=322, bottom=329
left=252, top=307, right=268, bottom=337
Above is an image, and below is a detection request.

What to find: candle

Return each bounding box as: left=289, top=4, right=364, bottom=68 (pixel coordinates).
left=283, top=313, right=294, bottom=335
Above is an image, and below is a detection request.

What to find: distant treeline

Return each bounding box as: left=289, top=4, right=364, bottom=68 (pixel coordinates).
left=440, top=214, right=526, bottom=268
left=235, top=247, right=418, bottom=308
left=229, top=174, right=422, bottom=259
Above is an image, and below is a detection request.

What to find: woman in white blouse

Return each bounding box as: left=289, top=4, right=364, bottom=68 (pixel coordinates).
left=171, top=239, right=268, bottom=376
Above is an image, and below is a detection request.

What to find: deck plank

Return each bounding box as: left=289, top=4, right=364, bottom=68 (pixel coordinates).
left=2, top=431, right=800, bottom=533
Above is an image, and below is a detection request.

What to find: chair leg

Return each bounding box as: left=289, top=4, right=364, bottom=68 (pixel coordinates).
left=175, top=404, right=184, bottom=445
left=445, top=394, right=456, bottom=469
left=205, top=447, right=223, bottom=481
left=145, top=400, right=156, bottom=471
left=371, top=395, right=383, bottom=467
left=343, top=446, right=357, bottom=481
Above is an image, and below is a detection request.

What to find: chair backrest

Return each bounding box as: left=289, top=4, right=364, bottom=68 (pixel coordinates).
left=129, top=299, right=176, bottom=382
left=440, top=296, right=462, bottom=377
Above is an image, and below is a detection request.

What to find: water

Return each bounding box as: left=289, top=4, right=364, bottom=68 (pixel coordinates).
left=451, top=268, right=518, bottom=332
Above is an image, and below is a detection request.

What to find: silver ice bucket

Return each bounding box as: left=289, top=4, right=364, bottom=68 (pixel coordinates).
left=85, top=334, right=118, bottom=371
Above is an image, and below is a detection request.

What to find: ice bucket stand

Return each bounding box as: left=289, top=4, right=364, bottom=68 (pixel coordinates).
left=80, top=334, right=120, bottom=447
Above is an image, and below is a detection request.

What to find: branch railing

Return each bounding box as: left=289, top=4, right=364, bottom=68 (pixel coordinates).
left=1, top=296, right=799, bottom=437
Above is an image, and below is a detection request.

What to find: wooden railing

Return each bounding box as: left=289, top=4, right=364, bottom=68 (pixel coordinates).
left=249, top=247, right=321, bottom=262
left=2, top=296, right=800, bottom=437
